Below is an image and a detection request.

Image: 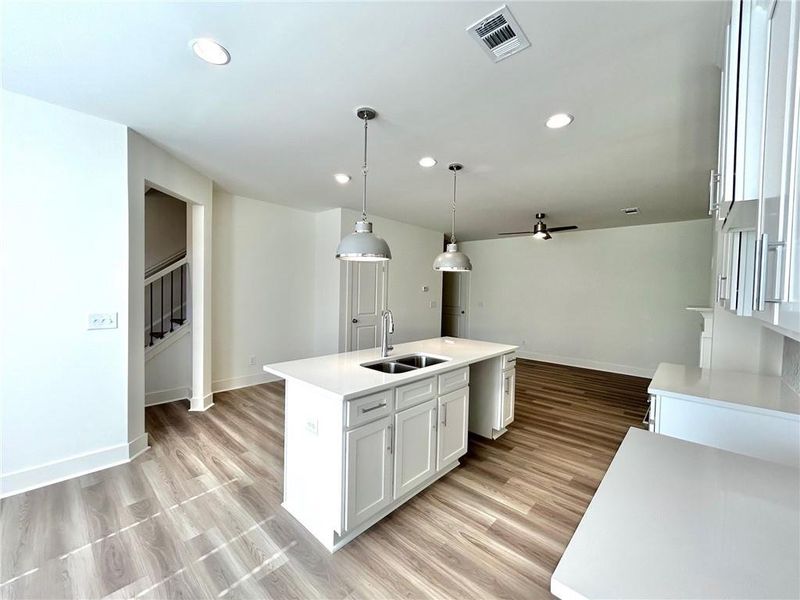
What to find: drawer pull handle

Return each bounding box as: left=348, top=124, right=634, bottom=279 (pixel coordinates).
left=361, top=402, right=387, bottom=414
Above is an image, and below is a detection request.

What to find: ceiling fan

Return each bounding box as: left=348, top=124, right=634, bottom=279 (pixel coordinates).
left=497, top=213, right=578, bottom=240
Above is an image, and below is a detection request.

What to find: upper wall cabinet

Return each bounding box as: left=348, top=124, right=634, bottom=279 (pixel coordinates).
left=714, top=0, right=800, bottom=336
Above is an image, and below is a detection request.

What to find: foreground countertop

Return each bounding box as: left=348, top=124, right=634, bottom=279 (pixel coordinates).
left=551, top=428, right=800, bottom=600
left=264, top=337, right=517, bottom=399
left=649, top=362, right=800, bottom=417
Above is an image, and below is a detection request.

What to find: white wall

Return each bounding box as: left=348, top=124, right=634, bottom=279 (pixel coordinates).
left=313, top=208, right=344, bottom=356
left=145, top=332, right=192, bottom=405
left=339, top=209, right=443, bottom=346
left=145, top=189, right=186, bottom=272
left=0, top=92, right=130, bottom=495
left=212, top=191, right=317, bottom=391
left=461, top=219, right=713, bottom=377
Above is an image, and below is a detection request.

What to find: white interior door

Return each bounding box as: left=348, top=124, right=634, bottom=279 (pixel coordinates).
left=347, top=262, right=388, bottom=351
left=393, top=399, right=437, bottom=499
left=437, top=387, right=469, bottom=470
left=442, top=272, right=469, bottom=337
left=344, top=417, right=393, bottom=531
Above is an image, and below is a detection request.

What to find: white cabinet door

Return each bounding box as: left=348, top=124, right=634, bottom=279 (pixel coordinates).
left=501, top=369, right=515, bottom=428
left=754, top=0, right=799, bottom=324
left=393, top=399, right=437, bottom=499
left=437, top=387, right=469, bottom=471
left=344, top=416, right=392, bottom=531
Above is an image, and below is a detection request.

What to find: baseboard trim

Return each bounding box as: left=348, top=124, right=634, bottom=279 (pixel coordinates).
left=128, top=433, right=150, bottom=459
left=517, top=350, right=654, bottom=378
left=145, top=386, right=191, bottom=406
left=0, top=435, right=147, bottom=499
left=212, top=372, right=280, bottom=394
left=189, top=392, right=214, bottom=412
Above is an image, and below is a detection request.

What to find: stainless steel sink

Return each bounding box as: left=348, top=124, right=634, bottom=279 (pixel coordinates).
left=362, top=361, right=418, bottom=374
left=395, top=354, right=449, bottom=368
left=361, top=353, right=449, bottom=374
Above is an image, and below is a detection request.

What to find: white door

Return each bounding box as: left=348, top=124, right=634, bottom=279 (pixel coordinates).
left=501, top=369, right=515, bottom=428
left=344, top=416, right=393, bottom=531
left=437, top=387, right=469, bottom=471
left=442, top=272, right=468, bottom=337
left=393, top=399, right=437, bottom=499
left=347, top=262, right=388, bottom=351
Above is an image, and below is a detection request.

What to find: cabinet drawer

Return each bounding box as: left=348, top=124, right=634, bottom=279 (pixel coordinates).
left=346, top=390, right=393, bottom=429
left=395, top=377, right=436, bottom=411
left=438, top=367, right=469, bottom=395
left=502, top=352, right=516, bottom=371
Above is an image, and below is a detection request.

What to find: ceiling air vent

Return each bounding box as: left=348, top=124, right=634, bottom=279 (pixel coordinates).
left=621, top=207, right=640, bottom=215
left=467, top=5, right=531, bottom=63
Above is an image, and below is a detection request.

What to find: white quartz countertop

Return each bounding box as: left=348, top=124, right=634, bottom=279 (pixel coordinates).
left=649, top=362, right=800, bottom=417
left=264, top=337, right=518, bottom=399
left=551, top=428, right=800, bottom=600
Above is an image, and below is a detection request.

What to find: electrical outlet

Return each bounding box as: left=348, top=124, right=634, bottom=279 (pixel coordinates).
left=248, top=355, right=256, bottom=366
left=429, top=300, right=437, bottom=309
left=88, top=313, right=117, bottom=330
left=305, top=418, right=318, bottom=435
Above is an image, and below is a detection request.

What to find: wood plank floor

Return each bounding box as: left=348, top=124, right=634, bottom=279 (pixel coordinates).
left=1, top=360, right=649, bottom=599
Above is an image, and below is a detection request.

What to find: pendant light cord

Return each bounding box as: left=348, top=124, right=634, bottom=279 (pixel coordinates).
left=361, top=114, right=368, bottom=221
left=450, top=167, right=457, bottom=244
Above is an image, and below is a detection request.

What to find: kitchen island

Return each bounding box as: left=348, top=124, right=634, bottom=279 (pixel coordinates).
left=263, top=337, right=517, bottom=551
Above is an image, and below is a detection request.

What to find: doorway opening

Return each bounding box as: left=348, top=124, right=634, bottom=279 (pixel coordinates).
left=441, top=271, right=469, bottom=338
left=143, top=188, right=192, bottom=407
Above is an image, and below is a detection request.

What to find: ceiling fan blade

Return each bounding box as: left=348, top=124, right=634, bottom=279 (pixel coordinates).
left=547, top=225, right=579, bottom=233
left=497, top=231, right=535, bottom=236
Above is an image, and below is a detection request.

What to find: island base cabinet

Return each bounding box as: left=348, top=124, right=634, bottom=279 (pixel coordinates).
left=393, top=399, right=437, bottom=499
left=437, top=387, right=469, bottom=470
left=344, top=417, right=393, bottom=532
left=654, top=395, right=800, bottom=468
left=501, top=368, right=515, bottom=428
left=469, top=353, right=516, bottom=439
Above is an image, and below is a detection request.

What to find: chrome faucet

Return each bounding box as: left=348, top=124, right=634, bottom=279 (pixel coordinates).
left=380, top=309, right=395, bottom=357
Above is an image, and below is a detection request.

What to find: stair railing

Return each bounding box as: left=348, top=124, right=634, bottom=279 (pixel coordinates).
left=144, top=254, right=188, bottom=347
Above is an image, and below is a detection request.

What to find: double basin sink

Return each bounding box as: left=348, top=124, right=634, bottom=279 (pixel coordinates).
left=361, top=353, right=449, bottom=374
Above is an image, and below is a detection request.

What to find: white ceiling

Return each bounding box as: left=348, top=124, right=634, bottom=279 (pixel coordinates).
left=2, top=1, right=727, bottom=240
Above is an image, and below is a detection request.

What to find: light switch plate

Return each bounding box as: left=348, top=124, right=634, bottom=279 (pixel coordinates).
left=88, top=312, right=118, bottom=330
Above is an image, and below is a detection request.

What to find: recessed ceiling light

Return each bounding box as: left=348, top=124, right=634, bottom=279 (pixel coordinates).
left=191, top=38, right=230, bottom=65
left=418, top=157, right=437, bottom=168
left=334, top=173, right=351, bottom=184
left=545, top=113, right=574, bottom=129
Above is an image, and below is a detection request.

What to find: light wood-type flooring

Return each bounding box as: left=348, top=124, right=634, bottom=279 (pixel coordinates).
left=1, top=360, right=649, bottom=599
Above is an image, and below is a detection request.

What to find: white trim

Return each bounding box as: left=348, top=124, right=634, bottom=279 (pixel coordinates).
left=145, top=386, right=191, bottom=406
left=189, top=392, right=214, bottom=412
left=0, top=436, right=147, bottom=499
left=212, top=372, right=280, bottom=393
left=145, top=323, right=191, bottom=362
left=516, top=350, right=654, bottom=378
left=128, top=433, right=150, bottom=459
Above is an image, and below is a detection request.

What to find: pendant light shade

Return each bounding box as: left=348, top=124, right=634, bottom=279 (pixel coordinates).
left=336, top=107, right=391, bottom=262
left=433, top=163, right=472, bottom=272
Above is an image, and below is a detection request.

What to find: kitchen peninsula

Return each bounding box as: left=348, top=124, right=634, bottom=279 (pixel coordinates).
left=264, top=337, right=517, bottom=551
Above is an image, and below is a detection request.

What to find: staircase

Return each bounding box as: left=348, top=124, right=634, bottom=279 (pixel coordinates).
left=145, top=252, right=189, bottom=353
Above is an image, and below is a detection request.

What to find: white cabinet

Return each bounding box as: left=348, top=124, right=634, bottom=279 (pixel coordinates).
left=754, top=0, right=799, bottom=327
left=468, top=352, right=516, bottom=438
left=501, top=368, right=515, bottom=427
left=437, top=387, right=469, bottom=470
left=344, top=416, right=393, bottom=531
left=651, top=393, right=799, bottom=467
left=392, top=399, right=437, bottom=498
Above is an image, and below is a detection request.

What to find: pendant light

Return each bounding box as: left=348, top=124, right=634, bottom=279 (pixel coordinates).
left=336, top=107, right=392, bottom=262
left=433, top=163, right=472, bottom=272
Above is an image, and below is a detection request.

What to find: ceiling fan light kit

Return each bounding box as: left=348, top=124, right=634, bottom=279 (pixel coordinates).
left=433, top=163, right=472, bottom=272
left=336, top=107, right=392, bottom=262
